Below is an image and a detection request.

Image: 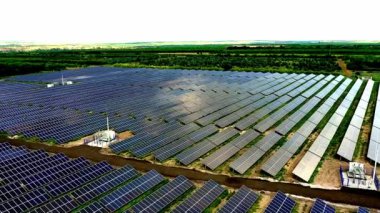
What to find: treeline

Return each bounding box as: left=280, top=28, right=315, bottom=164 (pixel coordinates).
left=0, top=44, right=380, bottom=77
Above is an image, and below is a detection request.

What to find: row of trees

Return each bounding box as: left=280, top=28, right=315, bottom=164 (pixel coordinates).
left=1, top=46, right=379, bottom=77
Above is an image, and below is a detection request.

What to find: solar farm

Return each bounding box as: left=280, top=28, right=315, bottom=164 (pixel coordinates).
left=0, top=143, right=372, bottom=212
left=0, top=66, right=379, bottom=211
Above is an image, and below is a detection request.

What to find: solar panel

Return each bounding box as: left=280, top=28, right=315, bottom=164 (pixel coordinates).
left=292, top=151, right=321, bottom=181
left=255, top=131, right=282, bottom=152
left=207, top=128, right=239, bottom=146
left=219, top=186, right=259, bottom=213
left=99, top=170, right=165, bottom=212
left=0, top=188, right=50, bottom=212
left=196, top=112, right=223, bottom=126
left=297, top=121, right=317, bottom=138
left=79, top=202, right=108, bottom=213
left=281, top=132, right=307, bottom=154
left=310, top=198, right=335, bottom=213
left=261, top=149, right=293, bottom=177
left=358, top=206, right=369, bottom=213
left=0, top=149, right=48, bottom=171
left=368, top=86, right=380, bottom=162
left=308, top=135, right=330, bottom=157
left=0, top=153, right=69, bottom=184
left=265, top=191, right=296, bottom=213
left=71, top=165, right=139, bottom=204
left=338, top=80, right=374, bottom=161
left=22, top=157, right=91, bottom=190
left=30, top=194, right=79, bottom=213
left=173, top=180, right=225, bottom=213
left=230, top=129, right=260, bottom=149
left=176, top=140, right=216, bottom=165
left=154, top=138, right=196, bottom=162
left=187, top=124, right=219, bottom=143
left=131, top=175, right=194, bottom=213
left=319, top=123, right=339, bottom=140
left=230, top=147, right=265, bottom=174
left=45, top=161, right=113, bottom=197
left=202, top=143, right=240, bottom=170
left=130, top=122, right=200, bottom=157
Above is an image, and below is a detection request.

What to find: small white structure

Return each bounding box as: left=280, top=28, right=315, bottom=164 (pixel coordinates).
left=340, top=162, right=378, bottom=190
left=47, top=75, right=73, bottom=88
left=86, top=116, right=117, bottom=148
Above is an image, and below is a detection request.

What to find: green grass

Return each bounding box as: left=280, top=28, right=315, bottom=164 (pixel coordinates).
left=361, top=71, right=380, bottom=81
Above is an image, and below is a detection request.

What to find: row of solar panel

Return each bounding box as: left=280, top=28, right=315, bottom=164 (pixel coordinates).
left=368, top=85, right=380, bottom=162
left=115, top=73, right=317, bottom=159
left=0, top=142, right=371, bottom=212
left=0, top=143, right=263, bottom=213
left=229, top=75, right=343, bottom=174
left=0, top=69, right=264, bottom=144
left=169, top=74, right=339, bottom=172
left=293, top=79, right=361, bottom=181
left=262, top=77, right=349, bottom=177
left=338, top=79, right=374, bottom=161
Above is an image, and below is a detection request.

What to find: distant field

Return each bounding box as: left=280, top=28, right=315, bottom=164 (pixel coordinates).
left=1, top=42, right=380, bottom=78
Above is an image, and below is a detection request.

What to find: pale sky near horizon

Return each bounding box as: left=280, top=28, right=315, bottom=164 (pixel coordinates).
left=1, top=0, right=379, bottom=43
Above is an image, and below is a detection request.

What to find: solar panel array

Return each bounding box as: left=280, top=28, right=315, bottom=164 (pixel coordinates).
left=0, top=67, right=268, bottom=145
left=4, top=67, right=379, bottom=186
left=130, top=175, right=194, bottom=213
left=310, top=198, right=335, bottom=213
left=218, top=186, right=259, bottom=213
left=265, top=191, right=296, bottom=213
left=0, top=143, right=270, bottom=212
left=368, top=85, right=380, bottom=162
left=173, top=180, right=225, bottom=213
left=338, top=79, right=374, bottom=160
left=261, top=77, right=348, bottom=177
left=0, top=143, right=374, bottom=212
left=293, top=79, right=362, bottom=181
left=358, top=206, right=370, bottom=213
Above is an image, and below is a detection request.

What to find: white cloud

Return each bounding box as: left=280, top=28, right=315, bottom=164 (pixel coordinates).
left=1, top=0, right=379, bottom=43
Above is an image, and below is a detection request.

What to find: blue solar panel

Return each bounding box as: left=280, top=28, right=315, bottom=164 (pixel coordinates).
left=219, top=186, right=259, bottom=213
left=265, top=191, right=296, bottom=213
left=0, top=146, right=28, bottom=161
left=99, top=170, right=165, bottom=211
left=310, top=198, right=335, bottom=213
left=22, top=157, right=90, bottom=190
left=0, top=188, right=50, bottom=212
left=72, top=165, right=139, bottom=204
left=0, top=153, right=68, bottom=184
left=131, top=175, right=194, bottom=213
left=173, top=180, right=225, bottom=213
left=30, top=194, right=79, bottom=213
left=0, top=149, right=48, bottom=171
left=79, top=202, right=108, bottom=213
left=45, top=161, right=113, bottom=197
left=358, top=206, right=369, bottom=213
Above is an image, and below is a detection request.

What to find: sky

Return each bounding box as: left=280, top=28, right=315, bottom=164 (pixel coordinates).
left=1, top=0, right=379, bottom=44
